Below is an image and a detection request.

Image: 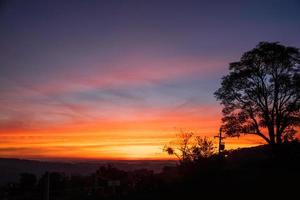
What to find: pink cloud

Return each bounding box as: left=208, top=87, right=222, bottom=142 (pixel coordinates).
left=26, top=55, right=227, bottom=95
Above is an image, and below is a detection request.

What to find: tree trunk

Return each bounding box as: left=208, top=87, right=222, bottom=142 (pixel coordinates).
left=276, top=133, right=282, bottom=145
left=268, top=125, right=276, bottom=146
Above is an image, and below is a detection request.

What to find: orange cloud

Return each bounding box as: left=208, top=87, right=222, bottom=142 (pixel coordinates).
left=0, top=55, right=265, bottom=160
left=0, top=103, right=264, bottom=160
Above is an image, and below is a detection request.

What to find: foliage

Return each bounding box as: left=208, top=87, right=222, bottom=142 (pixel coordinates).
left=215, top=42, right=300, bottom=147
left=163, top=130, right=215, bottom=163
left=19, top=173, right=37, bottom=189
left=192, top=136, right=215, bottom=159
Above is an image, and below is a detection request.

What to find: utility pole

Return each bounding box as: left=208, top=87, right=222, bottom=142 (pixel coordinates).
left=214, top=127, right=225, bottom=154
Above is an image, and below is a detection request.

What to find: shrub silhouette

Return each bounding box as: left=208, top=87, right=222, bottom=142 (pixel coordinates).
left=164, top=130, right=215, bottom=163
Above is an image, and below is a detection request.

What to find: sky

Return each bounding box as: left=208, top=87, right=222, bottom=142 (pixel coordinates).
left=0, top=0, right=300, bottom=160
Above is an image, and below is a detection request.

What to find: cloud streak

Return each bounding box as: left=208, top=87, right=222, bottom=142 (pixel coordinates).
left=1, top=0, right=299, bottom=159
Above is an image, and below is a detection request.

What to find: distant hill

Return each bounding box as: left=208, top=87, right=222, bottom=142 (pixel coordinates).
left=0, top=158, right=176, bottom=186
left=1, top=143, right=299, bottom=187
left=1, top=144, right=300, bottom=199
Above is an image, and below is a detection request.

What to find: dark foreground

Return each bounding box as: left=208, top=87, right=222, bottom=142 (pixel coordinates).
left=1, top=142, right=300, bottom=200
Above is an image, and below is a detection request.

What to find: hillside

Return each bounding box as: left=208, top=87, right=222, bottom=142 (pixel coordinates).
left=0, top=158, right=176, bottom=186
left=1, top=143, right=300, bottom=199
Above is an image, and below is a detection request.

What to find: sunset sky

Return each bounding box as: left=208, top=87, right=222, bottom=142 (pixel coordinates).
left=1, top=0, right=300, bottom=160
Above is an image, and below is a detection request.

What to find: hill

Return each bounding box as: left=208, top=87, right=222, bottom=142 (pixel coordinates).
left=0, top=158, right=176, bottom=186
left=1, top=143, right=300, bottom=199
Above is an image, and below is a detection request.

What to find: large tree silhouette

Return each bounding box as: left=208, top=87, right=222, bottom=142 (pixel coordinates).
left=215, top=42, right=300, bottom=147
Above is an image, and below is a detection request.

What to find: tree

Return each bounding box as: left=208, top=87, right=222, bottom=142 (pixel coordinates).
left=215, top=42, right=300, bottom=148
left=19, top=173, right=37, bottom=189
left=191, top=136, right=215, bottom=159
left=163, top=130, right=215, bottom=162
left=164, top=131, right=194, bottom=162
